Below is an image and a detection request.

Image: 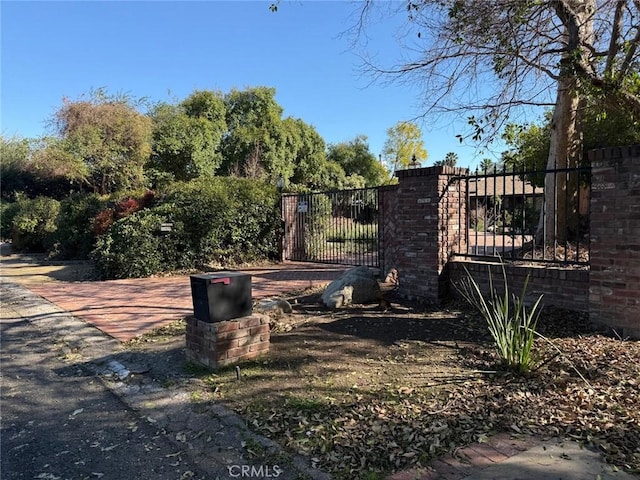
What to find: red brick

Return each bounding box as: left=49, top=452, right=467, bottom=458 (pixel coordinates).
left=237, top=334, right=262, bottom=347
left=465, top=443, right=508, bottom=463
left=226, top=345, right=250, bottom=359
left=249, top=341, right=270, bottom=353
left=238, top=316, right=261, bottom=329
left=427, top=460, right=465, bottom=480
left=250, top=325, right=270, bottom=336
left=214, top=321, right=239, bottom=333
left=216, top=329, right=249, bottom=341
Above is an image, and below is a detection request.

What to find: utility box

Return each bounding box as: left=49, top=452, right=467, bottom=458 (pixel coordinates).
left=190, top=272, right=252, bottom=323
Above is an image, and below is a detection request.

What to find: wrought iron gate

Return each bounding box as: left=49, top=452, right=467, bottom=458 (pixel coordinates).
left=282, top=187, right=381, bottom=268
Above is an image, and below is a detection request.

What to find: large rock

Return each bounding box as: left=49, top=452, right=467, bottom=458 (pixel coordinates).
left=321, top=266, right=381, bottom=309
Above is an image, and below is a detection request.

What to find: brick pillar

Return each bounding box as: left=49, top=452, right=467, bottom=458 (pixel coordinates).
left=390, top=166, right=468, bottom=303
left=186, top=314, right=271, bottom=369
left=378, top=184, right=399, bottom=276
left=282, top=194, right=303, bottom=261
left=588, top=145, right=640, bottom=339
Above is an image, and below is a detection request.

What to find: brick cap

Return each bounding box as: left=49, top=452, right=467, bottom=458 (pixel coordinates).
left=186, top=313, right=270, bottom=325
left=587, top=144, right=640, bottom=161
left=396, top=165, right=469, bottom=178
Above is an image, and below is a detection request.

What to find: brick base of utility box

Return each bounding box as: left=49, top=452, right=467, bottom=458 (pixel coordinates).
left=186, top=314, right=270, bottom=369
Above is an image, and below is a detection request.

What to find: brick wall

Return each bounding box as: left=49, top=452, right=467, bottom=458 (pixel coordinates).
left=446, top=260, right=590, bottom=312
left=588, top=145, right=640, bottom=338
left=186, top=314, right=270, bottom=369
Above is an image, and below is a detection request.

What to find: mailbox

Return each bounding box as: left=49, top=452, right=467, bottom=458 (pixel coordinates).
left=190, top=272, right=252, bottom=323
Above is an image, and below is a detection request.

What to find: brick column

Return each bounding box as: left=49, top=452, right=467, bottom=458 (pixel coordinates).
left=282, top=194, right=303, bottom=261
left=391, top=166, right=468, bottom=303
left=588, top=145, right=640, bottom=338
left=378, top=184, right=399, bottom=277
left=186, top=314, right=270, bottom=369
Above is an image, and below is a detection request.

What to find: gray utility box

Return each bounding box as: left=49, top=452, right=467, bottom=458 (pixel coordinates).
left=190, top=272, right=252, bottom=323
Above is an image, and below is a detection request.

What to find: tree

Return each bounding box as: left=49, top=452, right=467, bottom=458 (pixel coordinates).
left=503, top=101, right=640, bottom=183
left=356, top=0, right=640, bottom=243
left=479, top=158, right=495, bottom=173
left=149, top=90, right=226, bottom=181
left=220, top=86, right=292, bottom=183
left=1, top=135, right=85, bottom=199
left=326, top=135, right=390, bottom=187
left=434, top=151, right=458, bottom=167
left=285, top=117, right=330, bottom=190
left=381, top=121, right=427, bottom=174
left=44, top=92, right=152, bottom=195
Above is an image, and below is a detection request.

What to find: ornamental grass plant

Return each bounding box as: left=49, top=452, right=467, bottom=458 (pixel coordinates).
left=456, top=262, right=543, bottom=374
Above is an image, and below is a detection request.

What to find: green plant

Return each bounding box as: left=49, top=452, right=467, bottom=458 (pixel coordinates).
left=53, top=193, right=105, bottom=259
left=92, top=210, right=170, bottom=279
left=0, top=201, right=20, bottom=241
left=92, top=177, right=280, bottom=279
left=9, top=195, right=61, bottom=252
left=456, top=262, right=543, bottom=374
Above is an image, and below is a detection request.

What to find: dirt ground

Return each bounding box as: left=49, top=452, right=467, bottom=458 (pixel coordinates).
left=112, top=290, right=640, bottom=479
left=120, top=291, right=491, bottom=399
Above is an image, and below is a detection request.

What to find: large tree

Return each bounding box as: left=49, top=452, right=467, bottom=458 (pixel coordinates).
left=220, top=86, right=292, bottom=183
left=381, top=121, right=428, bottom=174
left=285, top=117, right=330, bottom=189
left=149, top=90, right=226, bottom=181
left=357, top=0, right=640, bottom=243
left=326, top=135, right=390, bottom=187
left=44, top=92, right=152, bottom=195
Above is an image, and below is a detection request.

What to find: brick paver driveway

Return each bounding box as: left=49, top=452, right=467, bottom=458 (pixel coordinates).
left=1, top=254, right=348, bottom=341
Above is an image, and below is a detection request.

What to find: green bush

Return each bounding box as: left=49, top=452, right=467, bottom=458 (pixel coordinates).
left=92, top=177, right=280, bottom=279
left=53, top=193, right=106, bottom=259
left=92, top=210, right=169, bottom=279
left=1, top=201, right=20, bottom=241
left=9, top=196, right=61, bottom=252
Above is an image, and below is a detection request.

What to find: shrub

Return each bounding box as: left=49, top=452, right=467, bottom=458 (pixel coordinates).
left=92, top=177, right=280, bottom=279
left=1, top=201, right=20, bottom=241
left=456, top=262, right=543, bottom=374
left=53, top=193, right=105, bottom=259
left=92, top=210, right=170, bottom=279
left=93, top=208, right=115, bottom=236
left=165, top=177, right=280, bottom=266
left=10, top=196, right=61, bottom=252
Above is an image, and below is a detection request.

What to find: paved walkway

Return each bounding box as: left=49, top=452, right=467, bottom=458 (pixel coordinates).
left=1, top=254, right=348, bottom=341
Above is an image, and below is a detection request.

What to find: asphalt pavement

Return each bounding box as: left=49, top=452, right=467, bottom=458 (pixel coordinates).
left=0, top=280, right=329, bottom=480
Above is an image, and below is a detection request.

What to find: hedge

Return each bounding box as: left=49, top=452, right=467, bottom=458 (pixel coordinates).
left=92, top=177, right=280, bottom=279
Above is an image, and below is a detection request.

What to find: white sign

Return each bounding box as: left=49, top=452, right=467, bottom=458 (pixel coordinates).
left=297, top=201, right=308, bottom=213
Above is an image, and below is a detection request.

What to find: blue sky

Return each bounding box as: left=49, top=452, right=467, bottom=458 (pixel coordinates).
left=1, top=1, right=516, bottom=169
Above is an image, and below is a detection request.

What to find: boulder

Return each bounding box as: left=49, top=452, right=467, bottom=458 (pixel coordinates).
left=321, top=266, right=381, bottom=309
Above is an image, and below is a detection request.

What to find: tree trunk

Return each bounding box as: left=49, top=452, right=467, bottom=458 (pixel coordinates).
left=537, top=0, right=594, bottom=251
left=539, top=75, right=584, bottom=247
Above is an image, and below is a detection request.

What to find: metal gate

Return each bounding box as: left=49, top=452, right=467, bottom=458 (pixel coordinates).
left=282, top=187, right=381, bottom=268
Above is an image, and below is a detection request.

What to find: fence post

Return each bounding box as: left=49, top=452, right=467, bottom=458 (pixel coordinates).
left=388, top=166, right=468, bottom=303
left=588, top=145, right=640, bottom=339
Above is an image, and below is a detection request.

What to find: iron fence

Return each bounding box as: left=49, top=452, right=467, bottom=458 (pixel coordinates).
left=282, top=187, right=380, bottom=268
left=456, top=165, right=591, bottom=266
